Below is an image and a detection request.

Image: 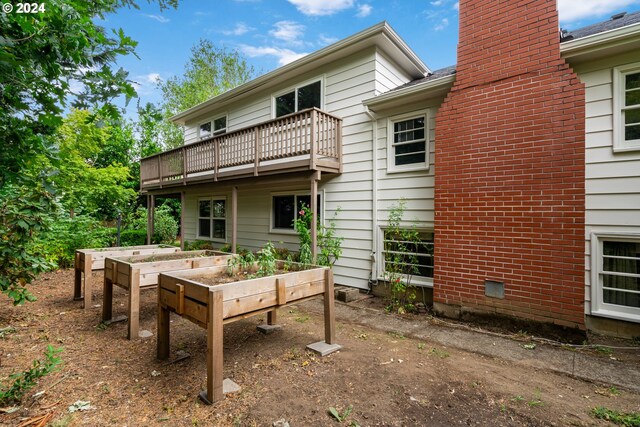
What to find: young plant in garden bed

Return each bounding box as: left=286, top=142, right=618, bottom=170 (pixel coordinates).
left=294, top=203, right=343, bottom=267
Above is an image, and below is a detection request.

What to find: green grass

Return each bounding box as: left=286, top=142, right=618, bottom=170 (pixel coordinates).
left=591, top=407, right=640, bottom=426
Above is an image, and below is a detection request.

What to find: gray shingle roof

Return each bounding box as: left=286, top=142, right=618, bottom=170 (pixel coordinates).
left=385, top=10, right=640, bottom=95
left=560, top=10, right=640, bottom=41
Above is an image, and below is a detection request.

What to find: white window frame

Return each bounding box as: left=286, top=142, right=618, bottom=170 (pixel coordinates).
left=377, top=227, right=434, bottom=288
left=269, top=190, right=323, bottom=234
left=613, top=63, right=640, bottom=152
left=198, top=113, right=228, bottom=140
left=272, top=77, right=325, bottom=119
left=197, top=197, right=227, bottom=242
left=386, top=110, right=430, bottom=173
left=590, top=232, right=640, bottom=322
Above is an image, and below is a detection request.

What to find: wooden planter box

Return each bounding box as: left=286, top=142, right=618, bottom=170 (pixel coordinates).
left=157, top=263, right=339, bottom=404
left=102, top=250, right=235, bottom=340
left=74, top=245, right=180, bottom=308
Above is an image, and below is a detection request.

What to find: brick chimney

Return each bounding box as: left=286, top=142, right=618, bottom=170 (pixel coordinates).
left=433, top=0, right=586, bottom=327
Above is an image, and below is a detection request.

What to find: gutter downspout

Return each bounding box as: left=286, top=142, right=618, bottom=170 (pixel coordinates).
left=364, top=106, right=379, bottom=291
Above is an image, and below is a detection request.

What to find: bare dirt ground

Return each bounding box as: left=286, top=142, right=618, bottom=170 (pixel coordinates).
left=1, top=269, right=639, bottom=426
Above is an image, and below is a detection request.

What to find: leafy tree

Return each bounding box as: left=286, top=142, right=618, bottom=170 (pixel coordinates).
left=158, top=39, right=255, bottom=147
left=53, top=109, right=137, bottom=219
left=0, top=0, right=177, bottom=304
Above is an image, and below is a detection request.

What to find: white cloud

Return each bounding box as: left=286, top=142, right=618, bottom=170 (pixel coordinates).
left=222, top=22, right=254, bottom=36
left=240, top=45, right=308, bottom=66
left=287, top=0, right=355, bottom=16
left=269, top=21, right=306, bottom=45
left=430, top=0, right=444, bottom=5
left=434, top=18, right=449, bottom=31
left=453, top=2, right=459, bottom=10
left=145, top=73, right=161, bottom=83
left=557, top=0, right=640, bottom=23
left=356, top=3, right=372, bottom=17
left=319, top=34, right=339, bottom=45
left=142, top=14, right=170, bottom=23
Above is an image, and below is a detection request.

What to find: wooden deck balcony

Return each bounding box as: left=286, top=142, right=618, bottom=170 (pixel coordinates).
left=140, top=108, right=342, bottom=191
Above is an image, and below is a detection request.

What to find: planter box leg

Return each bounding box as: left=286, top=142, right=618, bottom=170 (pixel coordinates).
left=127, top=270, right=140, bottom=340
left=307, top=269, right=342, bottom=356
left=257, top=309, right=282, bottom=334
left=157, top=298, right=170, bottom=361
left=201, top=289, right=224, bottom=404
left=82, top=254, right=92, bottom=309
left=73, top=253, right=82, bottom=301
left=102, top=276, right=113, bottom=322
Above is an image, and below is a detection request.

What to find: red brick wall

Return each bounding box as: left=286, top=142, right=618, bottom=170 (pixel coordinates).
left=433, top=0, right=586, bottom=327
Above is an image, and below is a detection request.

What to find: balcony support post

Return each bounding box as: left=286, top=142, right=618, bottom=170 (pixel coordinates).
left=231, top=186, right=238, bottom=253
left=180, top=191, right=185, bottom=250
left=182, top=147, right=187, bottom=185
left=310, top=170, right=320, bottom=263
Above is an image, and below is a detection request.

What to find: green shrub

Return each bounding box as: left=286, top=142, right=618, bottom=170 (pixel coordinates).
left=32, top=214, right=114, bottom=268
left=153, top=204, right=179, bottom=244
left=184, top=240, right=215, bottom=251
left=119, top=229, right=147, bottom=246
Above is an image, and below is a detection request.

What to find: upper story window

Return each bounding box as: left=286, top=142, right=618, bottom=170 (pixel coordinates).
left=613, top=63, right=640, bottom=151
left=275, top=80, right=322, bottom=118
left=387, top=111, right=429, bottom=172
left=199, top=115, right=227, bottom=139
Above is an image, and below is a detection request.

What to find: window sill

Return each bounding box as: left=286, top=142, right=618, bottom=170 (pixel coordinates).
left=591, top=308, right=640, bottom=324
left=269, top=228, right=297, bottom=235
left=386, top=165, right=430, bottom=174
left=613, top=144, right=640, bottom=153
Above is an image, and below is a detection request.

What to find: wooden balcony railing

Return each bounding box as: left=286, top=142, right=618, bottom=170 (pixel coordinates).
left=140, top=108, right=342, bottom=190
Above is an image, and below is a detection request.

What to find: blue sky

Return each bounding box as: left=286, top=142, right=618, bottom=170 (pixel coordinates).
left=103, top=0, right=640, bottom=115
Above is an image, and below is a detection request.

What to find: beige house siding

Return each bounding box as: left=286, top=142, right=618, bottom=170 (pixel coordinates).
left=573, top=50, right=640, bottom=318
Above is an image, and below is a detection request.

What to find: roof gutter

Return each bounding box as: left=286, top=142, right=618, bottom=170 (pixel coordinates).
left=561, top=22, right=640, bottom=58
left=362, top=74, right=456, bottom=108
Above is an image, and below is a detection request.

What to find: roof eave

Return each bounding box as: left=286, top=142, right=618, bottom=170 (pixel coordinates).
left=362, top=74, right=455, bottom=110
left=561, top=22, right=640, bottom=61
left=171, top=22, right=429, bottom=125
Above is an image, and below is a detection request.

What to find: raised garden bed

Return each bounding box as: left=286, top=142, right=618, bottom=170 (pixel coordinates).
left=157, top=262, right=340, bottom=404
left=103, top=250, right=235, bottom=339
left=74, top=245, right=180, bottom=309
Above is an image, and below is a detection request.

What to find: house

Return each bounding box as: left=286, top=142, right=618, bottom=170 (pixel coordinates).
left=140, top=0, right=640, bottom=337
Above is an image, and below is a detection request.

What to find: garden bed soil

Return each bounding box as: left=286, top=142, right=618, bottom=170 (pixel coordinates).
left=116, top=250, right=227, bottom=264
left=1, top=269, right=640, bottom=426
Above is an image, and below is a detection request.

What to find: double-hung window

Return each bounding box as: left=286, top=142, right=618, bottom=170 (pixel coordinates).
left=198, top=198, right=226, bottom=240
left=591, top=234, right=640, bottom=322
left=275, top=80, right=322, bottom=118
left=272, top=193, right=321, bottom=231
left=388, top=111, right=428, bottom=172
left=613, top=63, right=640, bottom=151
left=199, top=115, right=227, bottom=139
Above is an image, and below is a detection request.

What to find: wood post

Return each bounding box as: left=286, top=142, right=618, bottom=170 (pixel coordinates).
left=127, top=267, right=140, bottom=340
left=73, top=252, right=82, bottom=300
left=310, top=171, right=320, bottom=263
left=206, top=289, right=224, bottom=404
left=157, top=284, right=170, bottom=360
left=254, top=126, right=260, bottom=176
left=147, top=195, right=155, bottom=245
left=231, top=186, right=238, bottom=253
left=180, top=191, right=186, bottom=251
left=82, top=253, right=92, bottom=309
left=324, top=269, right=336, bottom=345
left=102, top=265, right=113, bottom=322
left=310, top=109, right=317, bottom=169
